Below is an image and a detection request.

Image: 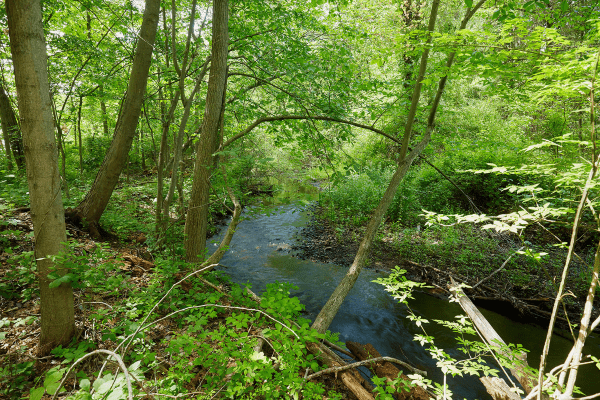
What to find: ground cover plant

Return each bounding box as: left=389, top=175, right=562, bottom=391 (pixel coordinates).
left=0, top=198, right=347, bottom=399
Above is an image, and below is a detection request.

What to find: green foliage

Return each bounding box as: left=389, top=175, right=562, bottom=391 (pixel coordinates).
left=28, top=366, right=68, bottom=400
left=3, top=249, right=36, bottom=300
left=51, top=341, right=97, bottom=364
left=260, top=282, right=305, bottom=320
left=374, top=268, right=535, bottom=398
left=0, top=170, right=29, bottom=208
left=101, top=182, right=156, bottom=240
left=393, top=223, right=510, bottom=277
left=0, top=361, right=34, bottom=398
left=80, top=136, right=112, bottom=172
left=47, top=242, right=128, bottom=295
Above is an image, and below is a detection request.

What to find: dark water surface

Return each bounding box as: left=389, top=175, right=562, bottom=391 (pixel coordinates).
left=209, top=201, right=600, bottom=398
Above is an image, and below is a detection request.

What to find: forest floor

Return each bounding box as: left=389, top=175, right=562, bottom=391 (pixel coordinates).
left=293, top=204, right=597, bottom=334
left=0, top=202, right=366, bottom=399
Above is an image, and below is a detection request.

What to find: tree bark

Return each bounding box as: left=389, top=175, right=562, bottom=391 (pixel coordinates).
left=184, top=0, right=229, bottom=262
left=155, top=5, right=177, bottom=237
left=0, top=83, right=25, bottom=170
left=71, top=0, right=160, bottom=234
left=449, top=282, right=536, bottom=395
left=100, top=85, right=109, bottom=136
left=162, top=65, right=210, bottom=230
left=311, top=0, right=441, bottom=334
left=6, top=0, right=74, bottom=353
left=1, top=120, right=12, bottom=170
left=77, top=96, right=83, bottom=175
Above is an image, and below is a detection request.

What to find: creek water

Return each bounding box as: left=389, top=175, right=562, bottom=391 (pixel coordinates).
left=209, top=186, right=600, bottom=398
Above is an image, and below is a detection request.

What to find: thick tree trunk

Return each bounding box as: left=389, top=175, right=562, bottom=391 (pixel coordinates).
left=71, top=0, right=160, bottom=234
left=0, top=83, right=25, bottom=170
left=6, top=0, right=74, bottom=353
left=184, top=0, right=229, bottom=262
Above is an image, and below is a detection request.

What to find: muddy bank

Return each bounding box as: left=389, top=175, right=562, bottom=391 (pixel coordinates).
left=293, top=204, right=594, bottom=332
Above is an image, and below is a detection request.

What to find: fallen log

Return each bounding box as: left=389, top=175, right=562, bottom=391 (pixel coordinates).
left=346, top=341, right=430, bottom=400
left=449, top=280, right=548, bottom=400
left=480, top=377, right=521, bottom=400
left=307, top=342, right=375, bottom=400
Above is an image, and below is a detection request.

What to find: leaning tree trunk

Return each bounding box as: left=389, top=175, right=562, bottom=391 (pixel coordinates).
left=311, top=0, right=486, bottom=334
left=184, top=0, right=229, bottom=262
left=0, top=83, right=25, bottom=170
left=71, top=0, right=160, bottom=235
left=6, top=0, right=74, bottom=353
left=311, top=0, right=441, bottom=334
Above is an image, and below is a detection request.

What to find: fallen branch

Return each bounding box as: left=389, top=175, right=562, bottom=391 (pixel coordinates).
left=305, top=356, right=427, bottom=380
left=52, top=350, right=133, bottom=400
left=449, top=280, right=545, bottom=399
left=346, top=341, right=430, bottom=400
left=306, top=342, right=375, bottom=400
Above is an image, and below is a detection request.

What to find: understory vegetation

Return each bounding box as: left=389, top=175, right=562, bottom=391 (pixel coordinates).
left=2, top=0, right=600, bottom=398
left=319, top=87, right=599, bottom=318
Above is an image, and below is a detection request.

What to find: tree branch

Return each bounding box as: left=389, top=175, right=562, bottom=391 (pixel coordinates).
left=305, top=356, right=427, bottom=381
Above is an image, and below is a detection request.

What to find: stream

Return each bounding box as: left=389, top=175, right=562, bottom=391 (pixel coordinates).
left=209, top=185, right=600, bottom=399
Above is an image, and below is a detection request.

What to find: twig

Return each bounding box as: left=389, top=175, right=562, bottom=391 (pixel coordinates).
left=80, top=301, right=114, bottom=309
left=199, top=277, right=232, bottom=298
left=52, top=350, right=132, bottom=400
left=321, top=339, right=354, bottom=359
left=305, top=356, right=427, bottom=380
left=471, top=246, right=524, bottom=290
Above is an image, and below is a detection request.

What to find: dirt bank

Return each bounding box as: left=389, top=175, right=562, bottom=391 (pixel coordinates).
left=293, top=204, right=595, bottom=332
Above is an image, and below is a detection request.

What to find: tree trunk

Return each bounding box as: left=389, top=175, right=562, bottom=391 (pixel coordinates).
left=100, top=84, right=109, bottom=136
left=184, top=0, right=229, bottom=262
left=311, top=0, right=440, bottom=334
left=0, top=83, right=25, bottom=170
left=77, top=95, right=83, bottom=176
left=161, top=75, right=206, bottom=229
left=71, top=0, right=160, bottom=234
left=6, top=0, right=74, bottom=353
left=1, top=107, right=13, bottom=170
left=155, top=90, right=179, bottom=235
left=311, top=0, right=487, bottom=335
left=155, top=5, right=177, bottom=237
left=54, top=114, right=69, bottom=199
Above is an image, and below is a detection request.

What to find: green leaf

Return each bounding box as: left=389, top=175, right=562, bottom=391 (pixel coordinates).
left=80, top=378, right=91, bottom=391
left=97, top=379, right=115, bottom=394
left=106, top=387, right=126, bottom=400
left=49, top=274, right=73, bottom=288
left=29, top=387, right=45, bottom=400
left=464, top=0, right=473, bottom=7
left=45, top=382, right=62, bottom=395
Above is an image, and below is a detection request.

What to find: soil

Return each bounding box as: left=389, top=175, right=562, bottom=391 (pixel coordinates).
left=293, top=204, right=596, bottom=332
